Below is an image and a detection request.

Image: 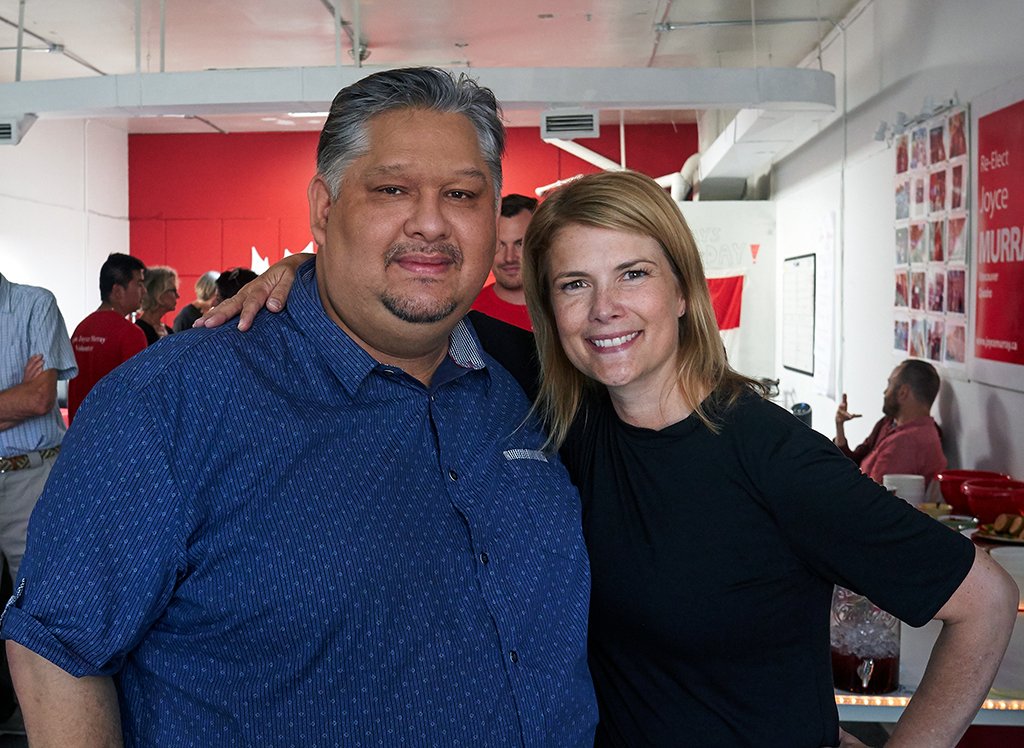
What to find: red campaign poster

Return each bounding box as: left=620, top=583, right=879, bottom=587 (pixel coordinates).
left=975, top=98, right=1024, bottom=368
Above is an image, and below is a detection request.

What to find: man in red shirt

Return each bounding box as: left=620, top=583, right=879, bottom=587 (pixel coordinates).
left=470, top=194, right=536, bottom=330
left=834, top=359, right=946, bottom=486
left=68, top=254, right=147, bottom=422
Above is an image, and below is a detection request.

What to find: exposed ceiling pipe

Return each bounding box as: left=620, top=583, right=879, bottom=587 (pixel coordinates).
left=319, top=0, right=368, bottom=64
left=749, top=0, right=758, bottom=68
left=654, top=17, right=838, bottom=32
left=543, top=138, right=624, bottom=173
left=539, top=153, right=698, bottom=201
left=190, top=114, right=226, bottom=134
left=653, top=172, right=685, bottom=200
left=535, top=174, right=584, bottom=197
left=646, top=0, right=674, bottom=68
left=353, top=1, right=362, bottom=67
left=654, top=153, right=700, bottom=201
left=332, top=0, right=342, bottom=66
left=0, top=13, right=105, bottom=76
left=680, top=152, right=700, bottom=190
left=134, top=0, right=141, bottom=73
left=618, top=110, right=626, bottom=168
left=160, top=0, right=166, bottom=72
left=14, top=0, right=25, bottom=82
left=543, top=131, right=699, bottom=202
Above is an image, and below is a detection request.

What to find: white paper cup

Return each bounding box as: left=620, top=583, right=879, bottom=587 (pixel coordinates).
left=883, top=474, right=926, bottom=505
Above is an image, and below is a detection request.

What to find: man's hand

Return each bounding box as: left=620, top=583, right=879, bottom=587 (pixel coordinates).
left=23, top=353, right=45, bottom=382
left=833, top=393, right=861, bottom=449
left=835, top=393, right=861, bottom=426
left=195, top=254, right=307, bottom=332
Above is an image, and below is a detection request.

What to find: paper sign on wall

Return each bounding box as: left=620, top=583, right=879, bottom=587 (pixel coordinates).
left=970, top=83, right=1024, bottom=392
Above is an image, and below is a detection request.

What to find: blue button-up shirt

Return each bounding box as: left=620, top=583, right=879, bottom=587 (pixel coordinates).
left=2, top=260, right=596, bottom=746
left=0, top=274, right=77, bottom=456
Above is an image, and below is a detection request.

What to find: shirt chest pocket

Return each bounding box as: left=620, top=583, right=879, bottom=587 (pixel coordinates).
left=499, top=450, right=585, bottom=561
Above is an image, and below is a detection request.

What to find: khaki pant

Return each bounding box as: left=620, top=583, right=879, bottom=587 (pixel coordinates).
left=0, top=450, right=57, bottom=586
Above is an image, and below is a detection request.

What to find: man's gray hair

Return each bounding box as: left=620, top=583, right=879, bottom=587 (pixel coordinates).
left=316, top=67, right=505, bottom=201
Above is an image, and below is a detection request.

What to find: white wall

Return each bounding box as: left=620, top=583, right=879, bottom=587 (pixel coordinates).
left=0, top=118, right=129, bottom=332
left=773, top=0, right=1024, bottom=477
left=681, top=201, right=777, bottom=382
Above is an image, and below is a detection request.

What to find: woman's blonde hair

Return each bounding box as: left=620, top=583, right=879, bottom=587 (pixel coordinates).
left=194, top=270, right=220, bottom=303
left=522, top=170, right=759, bottom=448
left=140, top=266, right=178, bottom=312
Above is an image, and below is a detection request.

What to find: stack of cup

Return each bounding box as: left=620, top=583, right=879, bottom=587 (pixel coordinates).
left=882, top=474, right=926, bottom=506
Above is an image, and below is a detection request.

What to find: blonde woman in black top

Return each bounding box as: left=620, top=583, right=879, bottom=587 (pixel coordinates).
left=202, top=171, right=1017, bottom=748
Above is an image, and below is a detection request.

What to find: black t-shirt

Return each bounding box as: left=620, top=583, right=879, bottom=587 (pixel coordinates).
left=172, top=303, right=203, bottom=333
left=559, top=389, right=975, bottom=748
left=467, top=310, right=539, bottom=403
left=470, top=319, right=975, bottom=746
left=135, top=318, right=164, bottom=346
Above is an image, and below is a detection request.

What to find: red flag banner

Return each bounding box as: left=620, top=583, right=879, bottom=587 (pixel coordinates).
left=707, top=275, right=744, bottom=331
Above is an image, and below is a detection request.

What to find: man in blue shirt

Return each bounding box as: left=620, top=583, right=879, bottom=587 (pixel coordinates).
left=0, top=274, right=77, bottom=586
left=0, top=273, right=77, bottom=722
left=2, top=68, right=596, bottom=746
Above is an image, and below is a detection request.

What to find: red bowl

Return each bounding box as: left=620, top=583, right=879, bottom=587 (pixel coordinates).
left=963, top=479, right=1024, bottom=525
left=936, top=470, right=1010, bottom=514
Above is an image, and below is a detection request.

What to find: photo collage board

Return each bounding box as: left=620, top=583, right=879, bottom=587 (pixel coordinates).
left=892, top=106, right=970, bottom=366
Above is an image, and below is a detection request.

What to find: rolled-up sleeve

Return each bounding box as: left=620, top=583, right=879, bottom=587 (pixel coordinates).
left=0, top=372, right=189, bottom=677
left=30, top=290, right=77, bottom=381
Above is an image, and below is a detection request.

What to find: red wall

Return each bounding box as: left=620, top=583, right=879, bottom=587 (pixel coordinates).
left=129, top=131, right=320, bottom=313
left=128, top=123, right=697, bottom=311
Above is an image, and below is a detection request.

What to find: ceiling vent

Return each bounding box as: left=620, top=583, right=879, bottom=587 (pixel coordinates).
left=541, top=108, right=600, bottom=140
left=0, top=114, right=37, bottom=145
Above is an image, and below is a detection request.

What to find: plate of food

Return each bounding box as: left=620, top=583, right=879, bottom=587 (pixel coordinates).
left=974, top=513, right=1024, bottom=544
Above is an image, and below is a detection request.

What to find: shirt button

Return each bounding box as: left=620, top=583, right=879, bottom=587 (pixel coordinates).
left=448, top=469, right=458, bottom=481
left=479, top=551, right=489, bottom=565
left=382, top=368, right=395, bottom=376
left=509, top=650, right=519, bottom=663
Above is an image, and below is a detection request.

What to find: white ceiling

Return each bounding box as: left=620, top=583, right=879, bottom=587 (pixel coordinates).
left=0, top=0, right=859, bottom=134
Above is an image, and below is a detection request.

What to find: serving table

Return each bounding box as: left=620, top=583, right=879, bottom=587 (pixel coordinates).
left=836, top=614, right=1024, bottom=727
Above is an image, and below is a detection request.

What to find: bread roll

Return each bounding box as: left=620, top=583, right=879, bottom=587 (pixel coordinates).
left=993, top=514, right=1014, bottom=533
left=1010, top=516, right=1024, bottom=537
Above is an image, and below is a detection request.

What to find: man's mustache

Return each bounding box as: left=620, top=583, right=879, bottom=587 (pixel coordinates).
left=384, top=243, right=463, bottom=267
